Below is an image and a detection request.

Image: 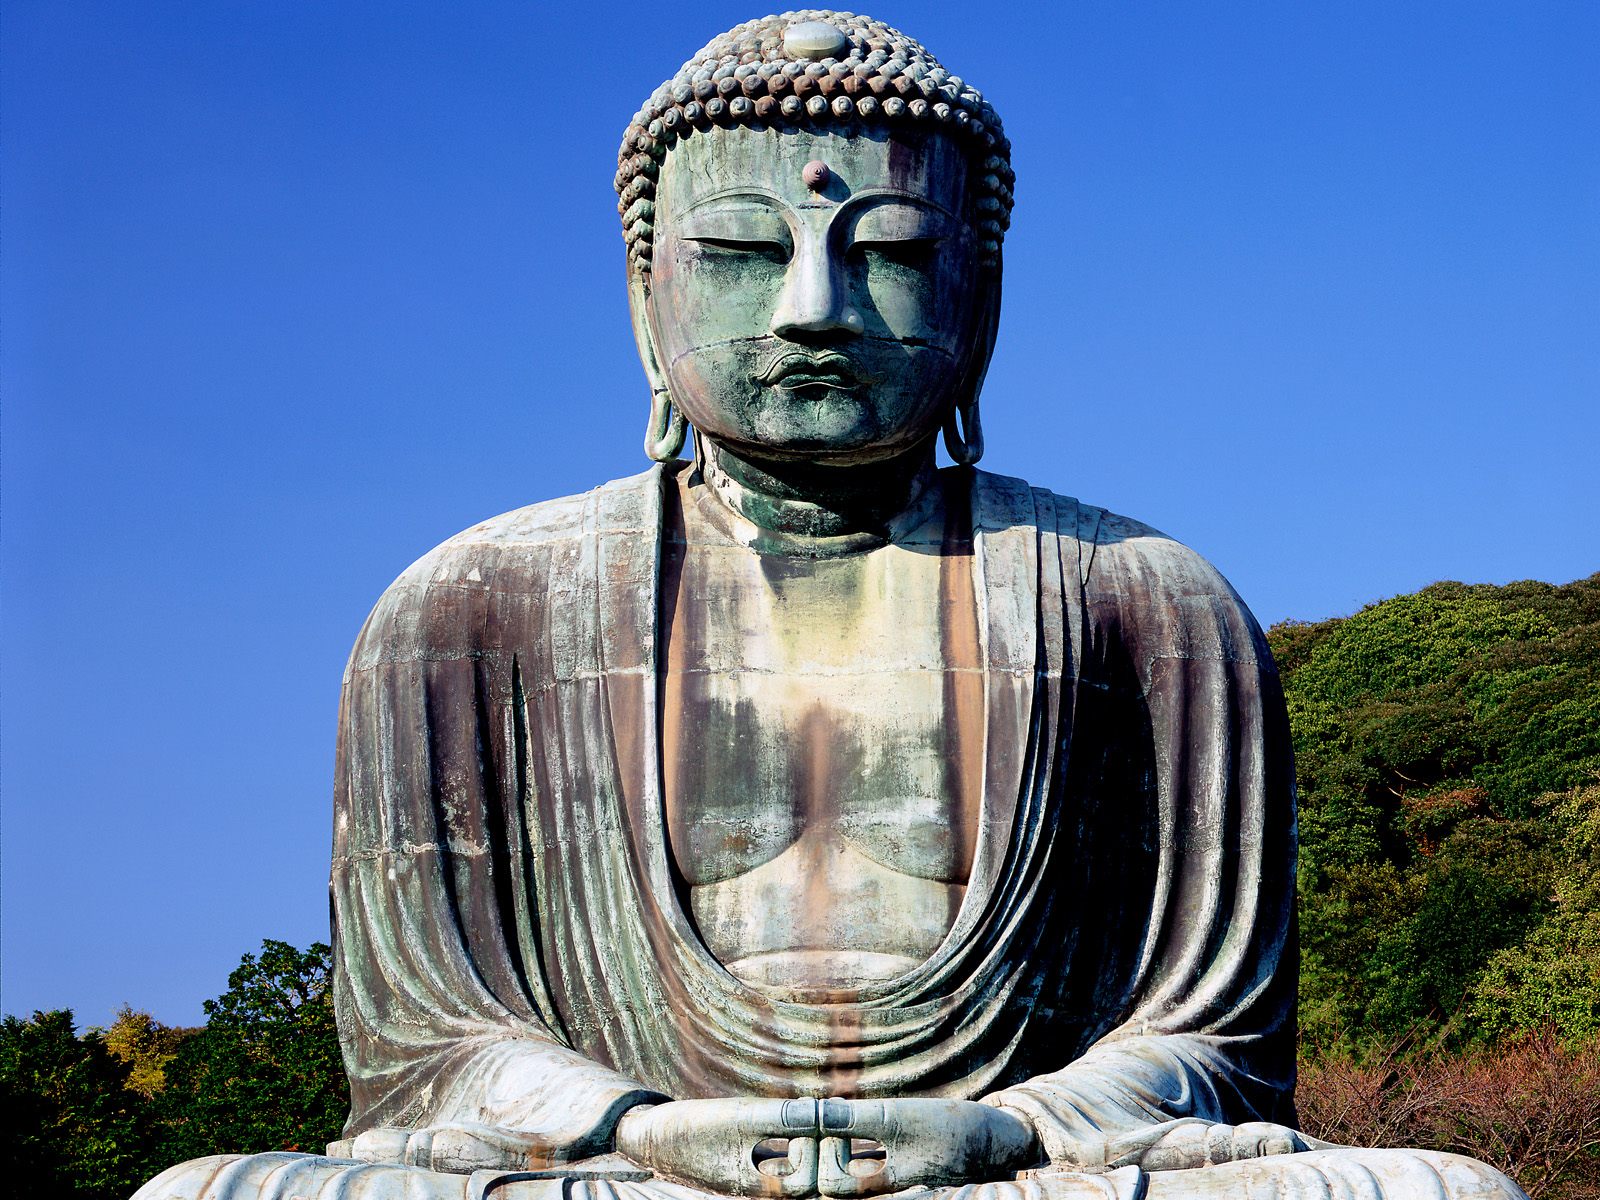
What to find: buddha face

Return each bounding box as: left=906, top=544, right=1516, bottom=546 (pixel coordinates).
left=639, top=124, right=990, bottom=466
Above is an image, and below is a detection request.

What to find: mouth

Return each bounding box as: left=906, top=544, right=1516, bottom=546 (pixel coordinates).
left=754, top=351, right=862, bottom=390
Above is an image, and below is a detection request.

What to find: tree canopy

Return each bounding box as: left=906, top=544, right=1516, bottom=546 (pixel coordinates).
left=0, top=941, right=346, bottom=1195
left=0, top=1010, right=163, bottom=1199
left=1271, top=573, right=1600, bottom=1050
left=159, top=939, right=347, bottom=1162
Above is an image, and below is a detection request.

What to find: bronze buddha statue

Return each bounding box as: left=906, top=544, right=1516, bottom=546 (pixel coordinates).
left=133, top=12, right=1527, bottom=1200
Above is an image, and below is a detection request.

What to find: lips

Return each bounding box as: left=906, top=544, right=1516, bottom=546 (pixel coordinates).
left=754, top=351, right=860, bottom=389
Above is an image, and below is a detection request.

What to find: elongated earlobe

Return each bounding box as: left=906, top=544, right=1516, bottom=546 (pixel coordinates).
left=631, top=275, right=686, bottom=462
left=644, top=387, right=687, bottom=462
left=942, top=398, right=984, bottom=466
left=944, top=270, right=999, bottom=466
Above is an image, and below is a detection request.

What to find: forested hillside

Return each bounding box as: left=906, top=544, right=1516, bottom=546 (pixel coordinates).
left=1272, top=575, right=1600, bottom=1048
left=1276, top=575, right=1600, bottom=1198
left=4, top=576, right=1597, bottom=1198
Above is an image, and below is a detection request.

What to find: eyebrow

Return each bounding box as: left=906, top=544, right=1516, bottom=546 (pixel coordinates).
left=839, top=189, right=960, bottom=222
left=673, top=185, right=960, bottom=222
left=675, top=187, right=784, bottom=216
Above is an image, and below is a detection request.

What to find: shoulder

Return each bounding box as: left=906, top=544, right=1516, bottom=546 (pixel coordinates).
left=1080, top=506, right=1238, bottom=604
left=391, top=466, right=663, bottom=591
left=346, top=466, right=664, bottom=670
left=975, top=470, right=1272, bottom=671
left=1088, top=503, right=1271, bottom=671
left=970, top=468, right=1222, bottom=591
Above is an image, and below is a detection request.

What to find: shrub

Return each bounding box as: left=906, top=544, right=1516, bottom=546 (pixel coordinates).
left=1298, top=1032, right=1600, bottom=1200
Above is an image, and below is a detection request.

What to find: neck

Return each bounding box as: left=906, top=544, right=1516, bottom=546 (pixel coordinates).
left=699, top=438, right=938, bottom=542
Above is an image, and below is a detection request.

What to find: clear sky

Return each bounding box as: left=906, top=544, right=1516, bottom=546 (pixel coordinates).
left=3, top=2, right=1596, bottom=1028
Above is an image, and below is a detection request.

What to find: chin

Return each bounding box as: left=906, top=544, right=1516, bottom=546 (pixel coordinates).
left=743, top=415, right=883, bottom=460
left=749, top=396, right=941, bottom=458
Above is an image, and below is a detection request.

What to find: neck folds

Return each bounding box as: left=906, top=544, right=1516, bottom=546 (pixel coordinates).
left=697, top=438, right=940, bottom=556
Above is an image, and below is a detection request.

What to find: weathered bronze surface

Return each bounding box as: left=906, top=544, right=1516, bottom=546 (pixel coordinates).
left=134, top=10, right=1528, bottom=1200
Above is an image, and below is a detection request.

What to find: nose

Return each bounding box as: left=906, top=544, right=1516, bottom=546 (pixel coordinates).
left=770, top=237, right=864, bottom=341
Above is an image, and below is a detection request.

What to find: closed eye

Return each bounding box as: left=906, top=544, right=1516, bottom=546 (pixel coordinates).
left=690, top=237, right=790, bottom=264
left=849, top=237, right=941, bottom=268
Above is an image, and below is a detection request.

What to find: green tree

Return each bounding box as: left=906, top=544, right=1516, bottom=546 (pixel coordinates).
left=159, top=940, right=348, bottom=1162
left=0, top=1009, right=161, bottom=1199
left=1271, top=574, right=1600, bottom=1050
left=1280, top=577, right=1600, bottom=1198
left=101, top=1006, right=193, bottom=1100
left=1469, top=783, right=1600, bottom=1042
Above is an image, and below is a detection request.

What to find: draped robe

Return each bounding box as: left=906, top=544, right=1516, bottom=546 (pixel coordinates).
left=134, top=462, right=1530, bottom=1200
left=330, top=463, right=1300, bottom=1163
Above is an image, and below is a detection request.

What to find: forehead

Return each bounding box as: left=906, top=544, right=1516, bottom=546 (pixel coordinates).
left=658, top=125, right=969, bottom=216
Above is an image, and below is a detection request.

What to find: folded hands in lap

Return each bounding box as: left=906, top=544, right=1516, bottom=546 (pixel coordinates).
left=347, top=1098, right=1309, bottom=1196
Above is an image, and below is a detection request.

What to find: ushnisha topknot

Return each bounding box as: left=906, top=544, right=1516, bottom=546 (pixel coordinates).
left=615, top=10, right=1014, bottom=276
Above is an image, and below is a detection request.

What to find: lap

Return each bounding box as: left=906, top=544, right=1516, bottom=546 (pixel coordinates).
left=1138, top=1148, right=1528, bottom=1200
left=132, top=1154, right=477, bottom=1200
left=133, top=1148, right=1528, bottom=1200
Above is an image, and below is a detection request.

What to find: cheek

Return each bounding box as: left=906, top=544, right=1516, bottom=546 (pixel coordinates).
left=652, top=236, right=785, bottom=358
left=858, top=254, right=977, bottom=346
left=668, top=342, right=760, bottom=392
left=867, top=343, right=962, bottom=416
left=657, top=342, right=768, bottom=434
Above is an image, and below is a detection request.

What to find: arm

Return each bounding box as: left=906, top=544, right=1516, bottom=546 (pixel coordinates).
left=984, top=514, right=1299, bottom=1168
left=330, top=546, right=666, bottom=1162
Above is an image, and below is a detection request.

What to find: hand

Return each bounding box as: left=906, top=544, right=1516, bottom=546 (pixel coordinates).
left=616, top=1098, right=821, bottom=1196
left=812, top=1098, right=1040, bottom=1196
left=615, top=1097, right=1039, bottom=1198
left=342, top=1122, right=558, bottom=1172
left=1106, top=1119, right=1309, bottom=1172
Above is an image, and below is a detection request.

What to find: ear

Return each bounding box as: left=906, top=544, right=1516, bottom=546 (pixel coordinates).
left=958, top=267, right=1002, bottom=414
left=628, top=273, right=669, bottom=397
left=943, top=267, right=1000, bottom=466
left=629, top=272, right=687, bottom=461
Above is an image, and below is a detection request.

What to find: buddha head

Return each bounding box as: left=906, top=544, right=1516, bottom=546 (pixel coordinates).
left=616, top=11, right=1014, bottom=471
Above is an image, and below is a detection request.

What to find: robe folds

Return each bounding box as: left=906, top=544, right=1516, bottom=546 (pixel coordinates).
left=330, top=462, right=1300, bottom=1167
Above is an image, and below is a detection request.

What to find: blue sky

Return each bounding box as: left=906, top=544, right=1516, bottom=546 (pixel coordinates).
left=3, top=2, right=1596, bottom=1027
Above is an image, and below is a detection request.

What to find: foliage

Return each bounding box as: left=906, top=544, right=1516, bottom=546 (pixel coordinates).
left=1269, top=574, right=1600, bottom=1050
left=0, top=942, right=346, bottom=1198
left=158, top=939, right=348, bottom=1161
left=100, top=1006, right=192, bottom=1100
left=1469, top=784, right=1600, bottom=1042
left=1298, top=1031, right=1600, bottom=1200
left=0, top=1010, right=162, bottom=1199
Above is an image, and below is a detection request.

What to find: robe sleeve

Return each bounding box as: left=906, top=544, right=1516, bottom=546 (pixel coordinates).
left=329, top=531, right=667, bottom=1154
left=984, top=511, right=1298, bottom=1164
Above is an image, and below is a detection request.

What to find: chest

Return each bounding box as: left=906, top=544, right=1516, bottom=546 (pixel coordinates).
left=660, top=522, right=984, bottom=888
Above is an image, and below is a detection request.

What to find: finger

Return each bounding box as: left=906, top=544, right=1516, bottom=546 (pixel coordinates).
left=426, top=1127, right=543, bottom=1173
left=816, top=1136, right=892, bottom=1198
left=819, top=1098, right=887, bottom=1140
left=642, top=1097, right=813, bottom=1139
left=350, top=1127, right=410, bottom=1164
left=778, top=1136, right=821, bottom=1198
left=1207, top=1123, right=1237, bottom=1164
left=1230, top=1122, right=1306, bottom=1160
left=745, top=1097, right=823, bottom=1139
left=747, top=1134, right=823, bottom=1198
left=1121, top=1122, right=1209, bottom=1172
left=867, top=1099, right=1034, bottom=1179
left=830, top=1097, right=980, bottom=1144
left=981, top=1106, right=1041, bottom=1168
left=404, top=1128, right=435, bottom=1168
